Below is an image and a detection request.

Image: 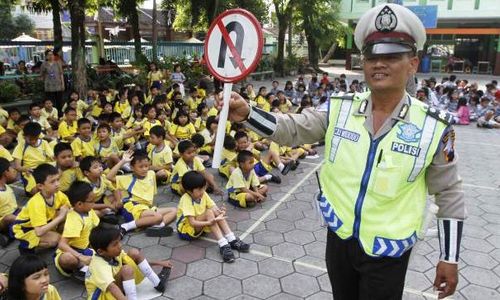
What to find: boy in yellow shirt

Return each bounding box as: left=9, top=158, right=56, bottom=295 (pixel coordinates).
left=148, top=125, right=173, bottom=183
left=218, top=135, right=238, bottom=179
left=12, top=122, right=54, bottom=195
left=41, top=99, right=59, bottom=126
left=57, top=107, right=78, bottom=142
left=227, top=150, right=268, bottom=208
left=71, top=118, right=96, bottom=161
left=107, top=150, right=176, bottom=237
left=54, top=142, right=82, bottom=192
left=177, top=171, right=249, bottom=263
left=170, top=140, right=222, bottom=196
left=12, top=164, right=70, bottom=254
left=86, top=225, right=172, bottom=299
left=55, top=181, right=99, bottom=280
left=94, top=123, right=121, bottom=168
left=28, top=102, right=54, bottom=138
left=0, top=157, right=19, bottom=247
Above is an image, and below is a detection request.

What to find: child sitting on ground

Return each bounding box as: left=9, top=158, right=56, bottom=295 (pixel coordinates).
left=107, top=150, right=176, bottom=237
left=226, top=150, right=268, bottom=208
left=58, top=107, right=78, bottom=143
left=54, top=142, right=82, bottom=193
left=170, top=140, right=223, bottom=196
left=94, top=123, right=122, bottom=168
left=12, top=164, right=70, bottom=254
left=0, top=157, right=18, bottom=247
left=8, top=254, right=62, bottom=300
left=148, top=125, right=173, bottom=183
left=55, top=181, right=99, bottom=280
left=86, top=224, right=172, bottom=299
left=71, top=118, right=96, bottom=160
left=177, top=171, right=250, bottom=262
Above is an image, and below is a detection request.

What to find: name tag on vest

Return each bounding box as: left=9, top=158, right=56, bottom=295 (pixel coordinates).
left=391, top=142, right=421, bottom=157
left=334, top=127, right=360, bottom=142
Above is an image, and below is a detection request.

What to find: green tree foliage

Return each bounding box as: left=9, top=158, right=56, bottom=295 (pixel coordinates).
left=24, top=0, right=64, bottom=50
left=13, top=14, right=36, bottom=36
left=0, top=4, right=35, bottom=40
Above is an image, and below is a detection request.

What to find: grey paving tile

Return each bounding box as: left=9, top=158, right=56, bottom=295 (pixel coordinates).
left=127, top=234, right=160, bottom=248
left=460, top=284, right=500, bottom=300
left=404, top=270, right=433, bottom=291
left=140, top=244, right=172, bottom=261
left=253, top=231, right=284, bottom=247
left=222, top=257, right=258, bottom=279
left=460, top=250, right=499, bottom=269
left=243, top=274, right=281, bottom=298
left=265, top=218, right=295, bottom=233
left=258, top=257, right=294, bottom=278
left=204, top=275, right=242, bottom=299
left=272, top=242, right=306, bottom=260
left=281, top=273, right=320, bottom=298
left=52, top=279, right=84, bottom=299
left=461, top=266, right=500, bottom=289
left=163, top=276, right=203, bottom=300
left=284, top=229, right=316, bottom=245
left=306, top=291, right=334, bottom=300
left=267, top=293, right=303, bottom=300
left=186, top=259, right=222, bottom=280
left=317, top=273, right=332, bottom=293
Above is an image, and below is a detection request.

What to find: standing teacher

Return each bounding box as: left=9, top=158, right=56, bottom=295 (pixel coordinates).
left=40, top=49, right=65, bottom=113
left=228, top=4, right=465, bottom=300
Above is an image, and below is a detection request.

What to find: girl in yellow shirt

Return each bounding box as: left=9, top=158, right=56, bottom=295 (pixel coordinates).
left=8, top=254, right=62, bottom=300
left=169, top=110, right=196, bottom=141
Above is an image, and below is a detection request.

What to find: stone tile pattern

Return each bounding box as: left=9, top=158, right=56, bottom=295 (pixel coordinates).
left=2, top=125, right=498, bottom=299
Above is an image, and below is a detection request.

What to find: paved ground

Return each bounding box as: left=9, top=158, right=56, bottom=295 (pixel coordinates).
left=1, top=123, right=499, bottom=300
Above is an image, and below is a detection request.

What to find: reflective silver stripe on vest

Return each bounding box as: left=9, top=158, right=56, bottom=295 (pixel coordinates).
left=329, top=101, right=354, bottom=162
left=407, top=115, right=438, bottom=182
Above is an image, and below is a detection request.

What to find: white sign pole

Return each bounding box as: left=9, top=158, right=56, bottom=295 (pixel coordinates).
left=212, top=83, right=233, bottom=168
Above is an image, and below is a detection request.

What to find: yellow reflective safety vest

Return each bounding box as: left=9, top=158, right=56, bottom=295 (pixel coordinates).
left=319, top=92, right=449, bottom=257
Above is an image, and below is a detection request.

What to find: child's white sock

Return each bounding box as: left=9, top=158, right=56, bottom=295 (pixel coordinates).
left=122, top=279, right=138, bottom=300
left=79, top=265, right=89, bottom=273
left=138, top=260, right=160, bottom=287
left=150, top=222, right=165, bottom=228
left=225, top=232, right=236, bottom=242
left=217, top=237, right=229, bottom=247
left=121, top=221, right=137, bottom=232
left=278, top=163, right=285, bottom=172
left=263, top=174, right=272, bottom=181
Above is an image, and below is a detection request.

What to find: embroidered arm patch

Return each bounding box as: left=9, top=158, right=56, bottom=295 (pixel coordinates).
left=441, top=128, right=455, bottom=162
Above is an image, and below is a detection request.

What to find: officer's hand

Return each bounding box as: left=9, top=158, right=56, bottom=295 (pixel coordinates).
left=228, top=92, right=250, bottom=123
left=433, top=261, right=458, bottom=299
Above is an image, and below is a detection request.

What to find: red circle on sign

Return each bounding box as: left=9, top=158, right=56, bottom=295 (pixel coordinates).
left=204, top=8, right=264, bottom=83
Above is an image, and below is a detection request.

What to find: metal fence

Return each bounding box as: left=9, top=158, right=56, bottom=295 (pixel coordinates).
left=0, top=40, right=277, bottom=67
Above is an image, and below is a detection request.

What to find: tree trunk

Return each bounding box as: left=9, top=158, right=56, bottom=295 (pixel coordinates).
left=287, top=22, right=292, bottom=58
left=275, top=14, right=287, bottom=77
left=321, top=42, right=337, bottom=63
left=306, top=33, right=319, bottom=70
left=50, top=0, right=63, bottom=51
left=152, top=0, right=158, bottom=62
left=129, top=3, right=142, bottom=62
left=69, top=0, right=87, bottom=98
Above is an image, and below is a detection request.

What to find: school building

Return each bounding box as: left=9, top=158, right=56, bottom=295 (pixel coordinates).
left=339, top=0, right=500, bottom=75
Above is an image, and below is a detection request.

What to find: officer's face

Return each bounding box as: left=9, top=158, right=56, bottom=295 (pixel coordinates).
left=363, top=53, right=418, bottom=93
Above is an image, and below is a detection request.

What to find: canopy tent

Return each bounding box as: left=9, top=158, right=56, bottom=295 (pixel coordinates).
left=12, top=33, right=41, bottom=42
left=183, top=37, right=202, bottom=43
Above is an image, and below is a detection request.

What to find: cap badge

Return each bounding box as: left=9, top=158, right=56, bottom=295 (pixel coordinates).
left=375, top=5, right=398, bottom=33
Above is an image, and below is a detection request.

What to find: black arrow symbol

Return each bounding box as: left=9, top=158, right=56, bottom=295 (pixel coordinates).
left=217, top=21, right=245, bottom=70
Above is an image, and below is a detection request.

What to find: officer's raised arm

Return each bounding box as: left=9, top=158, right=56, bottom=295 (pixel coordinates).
left=228, top=91, right=327, bottom=146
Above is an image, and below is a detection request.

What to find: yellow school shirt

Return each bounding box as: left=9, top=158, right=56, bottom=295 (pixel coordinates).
left=58, top=120, right=77, bottom=142
left=169, top=123, right=196, bottom=140
left=43, top=285, right=62, bottom=300
left=83, top=175, right=115, bottom=202
left=94, top=139, right=120, bottom=159
left=91, top=100, right=103, bottom=118
left=148, top=70, right=163, bottom=82
left=116, top=170, right=157, bottom=206
left=61, top=209, right=99, bottom=250
left=219, top=148, right=238, bottom=178
left=255, top=95, right=270, bottom=112
left=279, top=99, right=293, bottom=113
left=171, top=157, right=205, bottom=185
left=41, top=107, right=58, bottom=120
left=0, top=108, right=8, bottom=125
left=31, top=116, right=52, bottom=132
left=12, top=139, right=53, bottom=169
left=0, top=185, right=17, bottom=220
left=207, top=107, right=218, bottom=117
left=59, top=167, right=83, bottom=192
left=143, top=119, right=162, bottom=137
left=186, top=96, right=202, bottom=112
left=149, top=144, right=173, bottom=170
left=226, top=167, right=260, bottom=197
left=13, top=191, right=70, bottom=230
left=176, top=192, right=215, bottom=231
left=71, top=136, right=96, bottom=158
left=86, top=251, right=143, bottom=300
left=0, top=145, right=13, bottom=161
left=111, top=127, right=128, bottom=150
left=0, top=125, right=5, bottom=136
left=197, top=88, right=206, bottom=100
left=114, top=101, right=130, bottom=115
left=7, top=118, right=19, bottom=133
left=126, top=117, right=145, bottom=129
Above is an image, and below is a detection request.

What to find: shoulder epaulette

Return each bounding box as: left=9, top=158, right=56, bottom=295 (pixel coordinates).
left=425, top=106, right=453, bottom=125
left=330, top=93, right=355, bottom=101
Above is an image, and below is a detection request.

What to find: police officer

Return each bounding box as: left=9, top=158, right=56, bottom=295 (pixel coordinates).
left=227, top=3, right=465, bottom=300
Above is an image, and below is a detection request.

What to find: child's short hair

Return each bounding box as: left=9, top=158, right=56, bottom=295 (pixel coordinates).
left=142, top=104, right=155, bottom=116
left=80, top=156, right=100, bottom=173
left=237, top=150, right=254, bottom=164
left=189, top=86, right=197, bottom=94
left=178, top=140, right=195, bottom=154
left=89, top=224, right=121, bottom=251
left=33, top=163, right=59, bottom=184
left=77, top=117, right=92, bottom=128
left=131, top=149, right=149, bottom=165
left=28, top=102, right=41, bottom=111
left=64, top=107, right=76, bottom=114
left=223, top=135, right=236, bottom=150
left=67, top=181, right=93, bottom=206
left=0, top=157, right=11, bottom=176
left=97, top=123, right=111, bottom=133
left=181, top=170, right=206, bottom=191
left=206, top=116, right=217, bottom=129
left=8, top=254, right=48, bottom=300
left=16, top=114, right=30, bottom=125
left=234, top=131, right=248, bottom=142
left=196, top=102, right=207, bottom=115
left=54, top=142, right=73, bottom=157
left=109, top=112, right=122, bottom=123
left=150, top=125, right=166, bottom=139
left=191, top=133, right=205, bottom=148
left=173, top=109, right=188, bottom=125
left=23, top=122, right=42, bottom=137
left=43, top=98, right=53, bottom=104
left=8, top=107, right=20, bottom=116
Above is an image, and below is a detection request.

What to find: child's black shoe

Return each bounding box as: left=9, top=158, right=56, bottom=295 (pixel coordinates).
left=154, top=266, right=172, bottom=293
left=146, top=226, right=173, bottom=237
left=72, top=270, right=86, bottom=282
left=220, top=245, right=235, bottom=263
left=229, top=238, right=250, bottom=253
left=269, top=174, right=281, bottom=184
left=281, top=162, right=292, bottom=175
left=0, top=234, right=11, bottom=248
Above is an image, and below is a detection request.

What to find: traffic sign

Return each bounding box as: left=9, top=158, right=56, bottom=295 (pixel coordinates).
left=204, top=8, right=264, bottom=83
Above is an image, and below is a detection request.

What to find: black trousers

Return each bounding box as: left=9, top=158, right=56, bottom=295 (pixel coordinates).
left=325, top=230, right=412, bottom=300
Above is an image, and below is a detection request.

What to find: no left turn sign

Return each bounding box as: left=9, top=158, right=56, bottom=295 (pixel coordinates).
left=204, top=9, right=264, bottom=83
